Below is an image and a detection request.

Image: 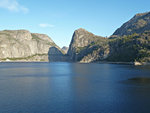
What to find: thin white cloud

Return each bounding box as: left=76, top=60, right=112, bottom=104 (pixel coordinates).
left=39, top=24, right=55, bottom=28
left=0, top=0, right=29, bottom=13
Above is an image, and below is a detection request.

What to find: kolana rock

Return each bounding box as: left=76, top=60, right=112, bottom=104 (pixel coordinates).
left=67, top=28, right=109, bottom=62
left=0, top=30, right=64, bottom=62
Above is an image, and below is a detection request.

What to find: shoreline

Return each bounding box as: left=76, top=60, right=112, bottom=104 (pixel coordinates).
left=0, top=61, right=150, bottom=66
left=95, top=61, right=134, bottom=65
left=0, top=61, right=49, bottom=63
left=96, top=61, right=150, bottom=66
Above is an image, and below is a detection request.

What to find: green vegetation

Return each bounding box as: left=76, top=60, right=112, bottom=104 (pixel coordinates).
left=31, top=34, right=44, bottom=42
left=74, top=30, right=150, bottom=63
left=107, top=32, right=150, bottom=62
left=32, top=34, right=56, bottom=46
left=46, top=42, right=56, bottom=46
left=40, top=59, right=45, bottom=61
left=1, top=54, right=48, bottom=61
left=76, top=47, right=87, bottom=53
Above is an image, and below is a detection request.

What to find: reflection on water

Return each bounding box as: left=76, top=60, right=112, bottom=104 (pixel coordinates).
left=122, top=77, right=150, bottom=86
left=0, top=62, right=150, bottom=113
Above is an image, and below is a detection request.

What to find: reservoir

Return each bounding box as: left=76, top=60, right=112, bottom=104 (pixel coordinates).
left=0, top=62, right=150, bottom=113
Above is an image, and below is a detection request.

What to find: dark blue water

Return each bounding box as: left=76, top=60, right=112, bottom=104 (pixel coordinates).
left=0, top=62, right=150, bottom=113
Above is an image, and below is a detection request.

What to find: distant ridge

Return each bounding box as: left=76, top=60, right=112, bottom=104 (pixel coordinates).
left=113, top=11, right=150, bottom=36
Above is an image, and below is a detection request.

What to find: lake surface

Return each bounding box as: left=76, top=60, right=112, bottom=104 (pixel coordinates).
left=0, top=62, right=150, bottom=113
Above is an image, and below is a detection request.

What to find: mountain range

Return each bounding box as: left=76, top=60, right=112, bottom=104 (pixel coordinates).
left=0, top=11, right=150, bottom=63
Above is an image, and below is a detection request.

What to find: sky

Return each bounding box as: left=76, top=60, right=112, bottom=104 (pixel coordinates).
left=0, top=0, right=150, bottom=47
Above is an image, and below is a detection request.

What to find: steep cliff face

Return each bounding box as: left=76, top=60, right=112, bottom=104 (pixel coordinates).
left=0, top=30, right=61, bottom=62
left=113, top=11, right=150, bottom=36
left=67, top=28, right=108, bottom=62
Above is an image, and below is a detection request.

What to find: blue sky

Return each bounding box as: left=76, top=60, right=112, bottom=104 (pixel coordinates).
left=0, top=0, right=150, bottom=47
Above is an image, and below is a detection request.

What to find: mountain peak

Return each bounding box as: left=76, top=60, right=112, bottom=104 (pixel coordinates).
left=76, top=28, right=87, bottom=31
left=113, top=11, right=150, bottom=36
left=135, top=11, right=150, bottom=17
left=74, top=28, right=95, bottom=37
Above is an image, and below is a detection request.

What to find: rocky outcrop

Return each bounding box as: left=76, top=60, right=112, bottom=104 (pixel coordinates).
left=67, top=28, right=108, bottom=62
left=113, top=11, right=150, bottom=36
left=0, top=30, right=62, bottom=62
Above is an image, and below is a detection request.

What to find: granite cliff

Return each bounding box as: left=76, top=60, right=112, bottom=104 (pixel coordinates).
left=67, top=28, right=109, bottom=63
left=0, top=30, right=64, bottom=62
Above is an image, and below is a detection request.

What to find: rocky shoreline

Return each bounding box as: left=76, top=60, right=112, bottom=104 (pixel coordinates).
left=1, top=60, right=149, bottom=66
left=78, top=61, right=150, bottom=66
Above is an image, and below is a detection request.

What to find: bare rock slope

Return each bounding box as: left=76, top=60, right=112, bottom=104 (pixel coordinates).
left=67, top=28, right=109, bottom=62
left=0, top=30, right=62, bottom=62
left=113, top=11, right=150, bottom=36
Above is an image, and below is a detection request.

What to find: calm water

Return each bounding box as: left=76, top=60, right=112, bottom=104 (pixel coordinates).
left=0, top=62, right=150, bottom=113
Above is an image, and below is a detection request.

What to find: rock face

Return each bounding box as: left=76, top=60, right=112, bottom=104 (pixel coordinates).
left=0, top=30, right=62, bottom=62
left=67, top=28, right=108, bottom=62
left=113, top=11, right=150, bottom=36
left=67, top=11, right=150, bottom=63
left=61, top=46, right=69, bottom=54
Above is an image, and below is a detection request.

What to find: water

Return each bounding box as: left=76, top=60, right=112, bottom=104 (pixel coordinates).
left=0, top=62, right=150, bottom=113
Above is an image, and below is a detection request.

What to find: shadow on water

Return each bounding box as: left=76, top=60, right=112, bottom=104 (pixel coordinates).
left=118, top=65, right=150, bottom=86
left=121, top=77, right=150, bottom=86
left=129, top=77, right=150, bottom=84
